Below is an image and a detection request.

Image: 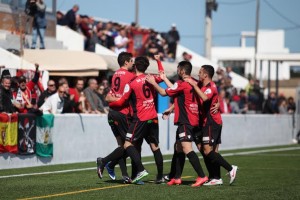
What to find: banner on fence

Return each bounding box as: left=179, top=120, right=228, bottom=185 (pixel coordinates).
left=0, top=113, right=18, bottom=153
left=36, top=114, right=54, bottom=157
left=18, top=113, right=36, bottom=155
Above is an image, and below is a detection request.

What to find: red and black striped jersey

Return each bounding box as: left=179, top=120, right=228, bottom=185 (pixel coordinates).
left=108, top=68, right=135, bottom=115
left=200, top=81, right=222, bottom=126
left=110, top=74, right=159, bottom=121
left=165, top=80, right=199, bottom=127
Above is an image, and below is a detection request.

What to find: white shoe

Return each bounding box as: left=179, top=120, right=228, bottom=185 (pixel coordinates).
left=228, top=165, right=238, bottom=185
left=292, top=139, right=298, bottom=144
left=203, top=178, right=223, bottom=186
left=132, top=170, right=149, bottom=184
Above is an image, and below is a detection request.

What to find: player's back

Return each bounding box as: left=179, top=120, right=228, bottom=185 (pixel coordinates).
left=129, top=74, right=157, bottom=121
left=167, top=80, right=199, bottom=127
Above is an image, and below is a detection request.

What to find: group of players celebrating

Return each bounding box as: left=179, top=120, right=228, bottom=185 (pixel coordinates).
left=96, top=52, right=238, bottom=187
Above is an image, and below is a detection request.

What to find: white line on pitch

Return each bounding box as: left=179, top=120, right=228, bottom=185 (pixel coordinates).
left=1, top=146, right=299, bottom=179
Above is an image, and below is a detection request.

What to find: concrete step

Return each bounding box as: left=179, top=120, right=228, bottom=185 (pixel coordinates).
left=0, top=30, right=65, bottom=50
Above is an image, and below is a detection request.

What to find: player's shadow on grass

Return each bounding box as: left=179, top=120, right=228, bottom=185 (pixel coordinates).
left=103, top=180, right=126, bottom=184
left=181, top=180, right=195, bottom=186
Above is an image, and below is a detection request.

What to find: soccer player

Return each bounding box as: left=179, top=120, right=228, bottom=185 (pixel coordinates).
left=146, top=61, right=208, bottom=187
left=109, top=56, right=165, bottom=184
left=96, top=52, right=135, bottom=182
left=185, top=65, right=238, bottom=185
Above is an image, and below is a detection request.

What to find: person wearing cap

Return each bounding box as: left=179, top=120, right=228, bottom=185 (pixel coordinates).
left=13, top=64, right=41, bottom=113
left=0, top=69, right=16, bottom=113
left=166, top=24, right=180, bottom=60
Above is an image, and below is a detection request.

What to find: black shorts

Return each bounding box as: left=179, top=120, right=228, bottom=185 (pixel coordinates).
left=126, top=118, right=159, bottom=145
left=176, top=124, right=198, bottom=142
left=108, top=110, right=131, bottom=139
left=201, top=120, right=222, bottom=146
left=193, top=126, right=202, bottom=145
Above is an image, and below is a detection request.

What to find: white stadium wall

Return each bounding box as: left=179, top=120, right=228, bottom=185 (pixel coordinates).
left=0, top=114, right=296, bottom=169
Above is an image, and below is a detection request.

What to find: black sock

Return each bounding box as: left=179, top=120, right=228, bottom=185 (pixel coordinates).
left=178, top=152, right=186, bottom=177
left=102, top=147, right=124, bottom=164
left=212, top=162, right=221, bottom=179
left=153, top=149, right=163, bottom=179
left=207, top=151, right=232, bottom=172
left=118, top=156, right=128, bottom=177
left=126, top=146, right=144, bottom=173
left=201, top=151, right=214, bottom=179
left=131, top=159, right=137, bottom=179
left=168, top=151, right=177, bottom=179
left=187, top=151, right=205, bottom=177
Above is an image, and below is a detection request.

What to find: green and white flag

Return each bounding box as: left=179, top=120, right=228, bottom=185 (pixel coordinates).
left=36, top=114, right=54, bottom=157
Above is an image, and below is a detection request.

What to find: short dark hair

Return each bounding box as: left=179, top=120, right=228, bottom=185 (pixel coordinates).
left=178, top=61, right=192, bottom=75
left=1, top=69, right=11, bottom=80
left=18, top=76, right=27, bottom=83
left=117, top=52, right=133, bottom=67
left=201, top=65, right=215, bottom=79
left=134, top=56, right=150, bottom=73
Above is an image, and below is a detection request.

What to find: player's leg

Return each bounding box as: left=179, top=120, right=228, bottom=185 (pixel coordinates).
left=146, top=118, right=164, bottom=183
left=178, top=124, right=208, bottom=187
left=124, top=120, right=149, bottom=183
left=202, top=123, right=238, bottom=185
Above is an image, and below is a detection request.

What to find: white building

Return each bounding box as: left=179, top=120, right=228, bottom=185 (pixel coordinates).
left=211, top=29, right=298, bottom=81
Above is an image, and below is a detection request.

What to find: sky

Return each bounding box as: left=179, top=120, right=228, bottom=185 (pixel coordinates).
left=57, top=0, right=300, bottom=56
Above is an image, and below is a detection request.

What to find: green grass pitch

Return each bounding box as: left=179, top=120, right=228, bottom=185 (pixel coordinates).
left=0, top=145, right=299, bottom=200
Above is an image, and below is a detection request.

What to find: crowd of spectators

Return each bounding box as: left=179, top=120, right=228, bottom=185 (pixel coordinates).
left=18, top=4, right=298, bottom=116
left=56, top=4, right=180, bottom=62
left=214, top=66, right=296, bottom=115
left=0, top=64, right=297, bottom=116
left=0, top=67, right=110, bottom=115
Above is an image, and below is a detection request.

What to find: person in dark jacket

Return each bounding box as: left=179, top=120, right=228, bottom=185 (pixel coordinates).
left=37, top=79, right=56, bottom=108
left=263, top=92, right=279, bottom=114
left=62, top=4, right=79, bottom=31
left=0, top=70, right=16, bottom=113
left=31, top=0, right=47, bottom=49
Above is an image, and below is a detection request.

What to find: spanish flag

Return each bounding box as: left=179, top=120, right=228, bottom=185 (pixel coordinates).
left=0, top=113, right=18, bottom=153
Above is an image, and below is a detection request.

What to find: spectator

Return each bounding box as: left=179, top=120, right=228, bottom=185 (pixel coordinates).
left=56, top=11, right=64, bottom=25
left=114, top=27, right=129, bottom=55
left=238, top=89, right=248, bottom=114
left=37, top=79, right=56, bottom=107
left=84, top=78, right=106, bottom=114
left=278, top=98, right=288, bottom=114
left=219, top=89, right=231, bottom=114
left=230, top=88, right=240, bottom=114
left=31, top=0, right=47, bottom=49
left=62, top=4, right=79, bottom=31
left=69, top=78, right=88, bottom=113
left=61, top=82, right=76, bottom=113
left=166, top=23, right=180, bottom=60
left=103, top=21, right=115, bottom=51
left=182, top=52, right=192, bottom=61
left=96, top=84, right=109, bottom=109
left=13, top=65, right=40, bottom=113
left=79, top=15, right=92, bottom=51
left=40, top=84, right=66, bottom=114
left=263, top=91, right=279, bottom=114
left=0, top=70, right=15, bottom=113
left=101, top=79, right=110, bottom=96
left=287, top=96, right=296, bottom=114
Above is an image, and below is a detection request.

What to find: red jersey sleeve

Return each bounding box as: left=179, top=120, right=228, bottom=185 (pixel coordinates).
left=156, top=60, right=164, bottom=72
left=165, top=81, right=184, bottom=97
left=109, top=83, right=131, bottom=108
